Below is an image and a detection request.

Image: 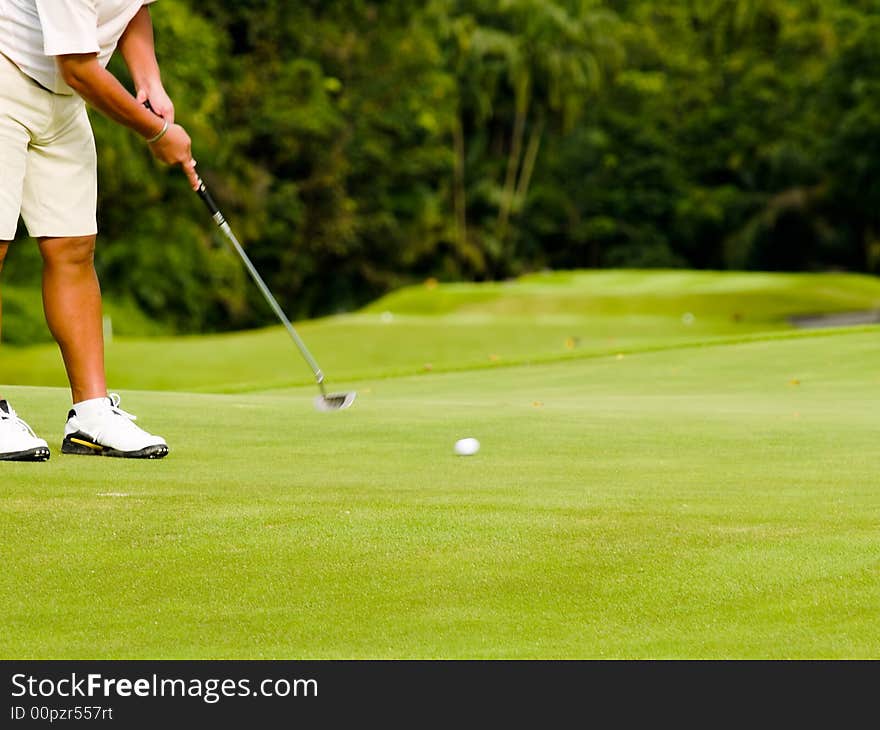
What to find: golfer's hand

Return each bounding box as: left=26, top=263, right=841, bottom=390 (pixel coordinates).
left=136, top=85, right=175, bottom=125
left=149, top=124, right=199, bottom=191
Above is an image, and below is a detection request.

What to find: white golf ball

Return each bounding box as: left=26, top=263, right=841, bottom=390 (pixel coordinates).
left=454, top=437, right=480, bottom=456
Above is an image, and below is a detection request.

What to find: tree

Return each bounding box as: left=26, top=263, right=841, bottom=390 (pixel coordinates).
left=425, top=0, right=622, bottom=275
left=818, top=14, right=880, bottom=272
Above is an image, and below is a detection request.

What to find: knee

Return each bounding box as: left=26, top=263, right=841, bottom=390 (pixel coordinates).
left=39, top=235, right=97, bottom=268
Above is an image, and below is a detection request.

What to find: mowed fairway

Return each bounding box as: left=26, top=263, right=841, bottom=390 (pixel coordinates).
left=1, top=271, right=879, bottom=658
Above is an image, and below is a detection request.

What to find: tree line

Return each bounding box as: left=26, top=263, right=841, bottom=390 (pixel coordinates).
left=8, top=0, right=880, bottom=333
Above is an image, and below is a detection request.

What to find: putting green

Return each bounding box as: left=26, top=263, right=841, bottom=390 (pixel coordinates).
left=1, top=323, right=878, bottom=658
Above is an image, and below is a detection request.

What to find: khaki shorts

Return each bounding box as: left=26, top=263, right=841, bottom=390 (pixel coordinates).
left=0, top=52, right=97, bottom=241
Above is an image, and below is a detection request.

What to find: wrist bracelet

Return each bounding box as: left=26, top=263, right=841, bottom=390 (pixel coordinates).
left=146, top=118, right=169, bottom=144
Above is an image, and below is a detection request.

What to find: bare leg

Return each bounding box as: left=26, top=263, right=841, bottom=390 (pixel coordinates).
left=38, top=236, right=107, bottom=404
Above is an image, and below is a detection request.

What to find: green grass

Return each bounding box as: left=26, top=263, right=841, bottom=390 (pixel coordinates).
left=1, top=270, right=879, bottom=658
left=4, top=269, right=880, bottom=392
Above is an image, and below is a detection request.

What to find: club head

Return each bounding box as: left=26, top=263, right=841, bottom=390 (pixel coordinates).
left=314, top=392, right=357, bottom=412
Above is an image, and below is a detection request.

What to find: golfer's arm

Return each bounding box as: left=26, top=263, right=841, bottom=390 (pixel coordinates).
left=117, top=6, right=160, bottom=92
left=56, top=54, right=164, bottom=140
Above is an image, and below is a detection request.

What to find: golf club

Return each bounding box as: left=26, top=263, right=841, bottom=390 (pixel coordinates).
left=195, top=178, right=356, bottom=412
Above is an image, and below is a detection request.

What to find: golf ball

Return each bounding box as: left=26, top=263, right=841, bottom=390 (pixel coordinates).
left=454, top=437, right=480, bottom=456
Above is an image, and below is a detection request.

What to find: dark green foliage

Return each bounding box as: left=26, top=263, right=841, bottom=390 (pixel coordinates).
left=4, top=0, right=878, bottom=340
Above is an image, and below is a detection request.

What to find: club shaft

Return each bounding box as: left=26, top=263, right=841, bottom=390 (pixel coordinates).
left=197, top=182, right=326, bottom=393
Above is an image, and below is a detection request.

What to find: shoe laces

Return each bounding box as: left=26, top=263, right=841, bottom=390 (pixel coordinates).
left=0, top=403, right=39, bottom=438
left=108, top=393, right=137, bottom=422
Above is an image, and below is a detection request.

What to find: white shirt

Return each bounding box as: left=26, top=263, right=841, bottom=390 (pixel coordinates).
left=0, top=0, right=156, bottom=94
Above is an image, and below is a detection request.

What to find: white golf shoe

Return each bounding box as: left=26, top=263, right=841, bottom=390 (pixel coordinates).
left=0, top=400, right=50, bottom=462
left=62, top=393, right=169, bottom=459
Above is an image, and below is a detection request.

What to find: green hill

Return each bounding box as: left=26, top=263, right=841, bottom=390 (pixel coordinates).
left=3, top=270, right=879, bottom=393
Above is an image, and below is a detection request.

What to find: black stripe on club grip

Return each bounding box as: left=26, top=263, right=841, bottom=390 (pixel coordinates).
left=197, top=182, right=223, bottom=219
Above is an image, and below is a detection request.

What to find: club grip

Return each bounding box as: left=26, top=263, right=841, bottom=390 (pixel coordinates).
left=196, top=179, right=224, bottom=222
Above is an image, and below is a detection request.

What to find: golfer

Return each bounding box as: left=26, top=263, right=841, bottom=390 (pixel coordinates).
left=0, top=0, right=198, bottom=461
